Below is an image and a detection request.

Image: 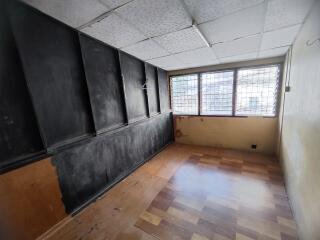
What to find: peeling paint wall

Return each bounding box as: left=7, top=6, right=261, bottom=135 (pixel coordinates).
left=174, top=116, right=278, bottom=155
left=169, top=57, right=285, bottom=156
left=278, top=1, right=320, bottom=239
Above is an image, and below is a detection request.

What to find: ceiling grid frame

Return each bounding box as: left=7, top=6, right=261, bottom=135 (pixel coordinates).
left=256, top=0, right=271, bottom=59
left=22, top=0, right=315, bottom=70
left=177, top=0, right=222, bottom=63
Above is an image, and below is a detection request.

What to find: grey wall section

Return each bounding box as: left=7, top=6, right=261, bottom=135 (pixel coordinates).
left=158, top=68, right=171, bottom=112
left=0, top=7, right=44, bottom=168
left=145, top=63, right=160, bottom=115
left=10, top=2, right=94, bottom=148
left=53, top=113, right=173, bottom=213
left=79, top=34, right=126, bottom=133
left=119, top=52, right=149, bottom=122
left=279, top=1, right=320, bottom=239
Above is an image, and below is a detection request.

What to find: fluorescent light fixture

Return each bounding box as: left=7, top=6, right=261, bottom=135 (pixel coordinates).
left=192, top=21, right=210, bottom=48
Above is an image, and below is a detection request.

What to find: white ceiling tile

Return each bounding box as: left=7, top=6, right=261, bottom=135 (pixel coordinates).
left=166, top=64, right=195, bottom=71
left=199, top=3, right=266, bottom=44
left=259, top=46, right=289, bottom=58
left=147, top=55, right=182, bottom=69
left=220, top=52, right=257, bottom=63
left=99, top=0, right=132, bottom=9
left=116, top=0, right=191, bottom=37
left=174, top=47, right=218, bottom=66
left=183, top=0, right=264, bottom=24
left=212, top=35, right=261, bottom=58
left=81, top=14, right=147, bottom=48
left=23, top=0, right=109, bottom=28
left=264, top=0, right=314, bottom=31
left=121, top=40, right=169, bottom=60
left=153, top=27, right=206, bottom=54
left=261, top=25, right=301, bottom=50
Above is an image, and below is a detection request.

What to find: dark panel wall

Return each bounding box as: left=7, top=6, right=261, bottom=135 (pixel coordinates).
left=1, top=1, right=173, bottom=218
left=79, top=34, right=126, bottom=133
left=158, top=68, right=171, bottom=112
left=0, top=7, right=44, bottom=168
left=10, top=3, right=94, bottom=148
left=145, top=63, right=160, bottom=116
left=120, top=52, right=148, bottom=122
left=54, top=113, right=173, bottom=212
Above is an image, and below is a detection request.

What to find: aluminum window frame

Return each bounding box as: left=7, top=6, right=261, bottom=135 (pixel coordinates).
left=170, top=73, right=199, bottom=115
left=200, top=69, right=235, bottom=116
left=169, top=63, right=283, bottom=118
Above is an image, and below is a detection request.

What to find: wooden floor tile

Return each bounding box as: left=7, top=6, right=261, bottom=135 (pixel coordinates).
left=167, top=207, right=199, bottom=224
left=236, top=233, right=255, bottom=240
left=191, top=233, right=210, bottom=240
left=140, top=211, right=162, bottom=226
left=39, top=143, right=298, bottom=240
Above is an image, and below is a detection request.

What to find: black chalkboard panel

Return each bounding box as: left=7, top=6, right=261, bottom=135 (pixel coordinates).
left=9, top=2, right=94, bottom=147
left=145, top=63, right=160, bottom=116
left=119, top=52, right=148, bottom=123
left=53, top=113, right=173, bottom=213
left=79, top=34, right=126, bottom=133
left=158, top=68, right=171, bottom=113
left=0, top=7, right=44, bottom=168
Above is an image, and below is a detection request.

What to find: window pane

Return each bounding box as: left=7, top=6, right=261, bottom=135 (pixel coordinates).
left=171, top=74, right=198, bottom=115
left=201, top=71, right=234, bottom=115
left=235, top=66, right=280, bottom=117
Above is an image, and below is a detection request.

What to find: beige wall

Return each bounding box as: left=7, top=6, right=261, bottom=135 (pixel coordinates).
left=174, top=116, right=278, bottom=155
left=278, top=1, right=320, bottom=239
left=169, top=57, right=285, bottom=156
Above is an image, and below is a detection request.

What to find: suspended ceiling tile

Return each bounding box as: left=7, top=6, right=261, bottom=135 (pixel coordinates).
left=264, top=0, right=314, bottom=31
left=81, top=14, right=147, bottom=49
left=174, top=47, right=218, bottom=65
left=100, top=0, right=132, bottom=9
left=199, top=3, right=266, bottom=44
left=147, top=55, right=182, bottom=70
left=166, top=64, right=195, bottom=71
left=212, top=35, right=261, bottom=58
left=220, top=52, right=257, bottom=64
left=183, top=0, right=264, bottom=24
left=259, top=46, right=289, bottom=58
left=115, top=0, right=191, bottom=37
left=23, top=0, right=109, bottom=28
left=153, top=27, right=206, bottom=54
left=121, top=40, right=169, bottom=61
left=261, top=25, right=301, bottom=50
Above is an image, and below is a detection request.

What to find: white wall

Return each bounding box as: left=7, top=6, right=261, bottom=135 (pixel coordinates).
left=279, top=1, right=320, bottom=239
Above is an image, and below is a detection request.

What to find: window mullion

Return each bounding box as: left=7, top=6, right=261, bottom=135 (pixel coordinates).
left=232, top=69, right=238, bottom=116
left=198, top=73, right=201, bottom=116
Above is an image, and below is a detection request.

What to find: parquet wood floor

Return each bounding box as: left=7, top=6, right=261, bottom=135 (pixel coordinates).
left=39, top=143, right=298, bottom=240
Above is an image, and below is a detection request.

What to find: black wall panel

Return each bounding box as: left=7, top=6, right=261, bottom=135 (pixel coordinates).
left=79, top=34, right=126, bottom=133
left=9, top=3, right=94, bottom=148
left=53, top=113, right=173, bottom=213
left=158, top=68, right=171, bottom=112
left=1, top=2, right=174, bottom=214
left=145, top=63, right=160, bottom=116
left=119, top=52, right=148, bottom=122
left=0, top=7, right=44, bottom=169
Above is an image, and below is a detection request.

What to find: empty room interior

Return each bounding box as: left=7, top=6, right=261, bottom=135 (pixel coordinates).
left=1, top=0, right=320, bottom=239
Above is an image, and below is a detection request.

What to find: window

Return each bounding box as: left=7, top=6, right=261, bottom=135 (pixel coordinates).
left=171, top=74, right=198, bottom=115
left=170, top=64, right=281, bottom=117
left=235, top=66, right=280, bottom=117
left=201, top=71, right=234, bottom=115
